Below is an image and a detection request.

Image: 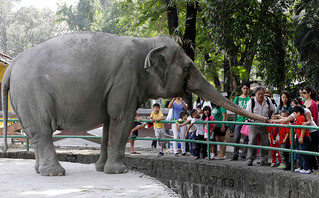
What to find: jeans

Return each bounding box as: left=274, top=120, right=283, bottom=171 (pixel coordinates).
left=309, top=131, right=319, bottom=169
left=188, top=132, right=196, bottom=156
left=233, top=124, right=248, bottom=159
left=298, top=136, right=312, bottom=171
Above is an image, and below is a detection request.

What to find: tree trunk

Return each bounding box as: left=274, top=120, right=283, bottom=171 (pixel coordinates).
left=183, top=1, right=198, bottom=61
left=165, top=0, right=179, bottom=36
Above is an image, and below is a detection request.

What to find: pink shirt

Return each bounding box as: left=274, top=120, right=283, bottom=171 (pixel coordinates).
left=303, top=100, right=318, bottom=125
left=204, top=115, right=215, bottom=133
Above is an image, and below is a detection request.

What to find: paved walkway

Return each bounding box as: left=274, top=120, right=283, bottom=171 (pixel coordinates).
left=0, top=158, right=178, bottom=198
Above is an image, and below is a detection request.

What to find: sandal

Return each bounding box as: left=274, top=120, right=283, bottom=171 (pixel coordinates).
left=130, top=151, right=140, bottom=154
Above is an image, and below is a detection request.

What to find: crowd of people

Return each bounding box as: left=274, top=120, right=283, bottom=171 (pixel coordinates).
left=131, top=83, right=319, bottom=174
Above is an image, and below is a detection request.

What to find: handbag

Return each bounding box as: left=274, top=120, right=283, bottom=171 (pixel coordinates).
left=240, top=120, right=249, bottom=136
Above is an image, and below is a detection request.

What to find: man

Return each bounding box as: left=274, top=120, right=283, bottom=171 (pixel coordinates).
left=232, top=82, right=251, bottom=161
left=246, top=86, right=275, bottom=166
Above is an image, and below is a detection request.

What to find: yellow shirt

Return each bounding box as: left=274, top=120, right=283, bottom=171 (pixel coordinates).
left=150, top=110, right=164, bottom=129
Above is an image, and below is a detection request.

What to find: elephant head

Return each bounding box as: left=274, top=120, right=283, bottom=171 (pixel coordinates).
left=144, top=37, right=267, bottom=122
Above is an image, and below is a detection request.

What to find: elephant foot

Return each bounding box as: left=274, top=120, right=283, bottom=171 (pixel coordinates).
left=39, top=163, right=66, bottom=176
left=104, top=162, right=128, bottom=174
left=95, top=159, right=106, bottom=172
left=34, top=163, right=40, bottom=174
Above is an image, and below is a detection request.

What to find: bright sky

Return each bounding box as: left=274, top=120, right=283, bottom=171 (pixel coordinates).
left=15, top=0, right=79, bottom=11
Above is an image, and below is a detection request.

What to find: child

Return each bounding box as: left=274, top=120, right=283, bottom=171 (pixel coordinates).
left=292, top=105, right=312, bottom=174
left=130, top=115, right=147, bottom=154
left=186, top=109, right=207, bottom=159
left=178, top=111, right=196, bottom=157
left=277, top=110, right=290, bottom=170
left=267, top=111, right=290, bottom=167
left=202, top=105, right=217, bottom=160
left=150, top=103, right=166, bottom=156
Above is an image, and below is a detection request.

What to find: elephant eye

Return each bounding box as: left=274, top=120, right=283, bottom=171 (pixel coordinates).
left=183, top=64, right=190, bottom=73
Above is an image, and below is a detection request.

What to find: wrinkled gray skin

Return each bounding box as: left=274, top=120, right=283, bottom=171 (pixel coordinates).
left=2, top=32, right=267, bottom=176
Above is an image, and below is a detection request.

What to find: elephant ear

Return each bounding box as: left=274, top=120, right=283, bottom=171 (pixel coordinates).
left=144, top=46, right=168, bottom=87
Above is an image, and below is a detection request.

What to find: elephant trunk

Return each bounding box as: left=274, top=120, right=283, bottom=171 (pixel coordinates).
left=187, top=66, right=267, bottom=122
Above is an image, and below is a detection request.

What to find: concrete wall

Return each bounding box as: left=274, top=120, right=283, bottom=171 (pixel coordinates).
left=1, top=151, right=319, bottom=198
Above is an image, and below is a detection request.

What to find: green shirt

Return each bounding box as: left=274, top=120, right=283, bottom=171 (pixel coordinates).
left=212, top=107, right=227, bottom=127
left=234, top=96, right=251, bottom=122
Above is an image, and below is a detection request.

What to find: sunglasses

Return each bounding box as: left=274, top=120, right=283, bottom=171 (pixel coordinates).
left=302, top=92, right=308, bottom=94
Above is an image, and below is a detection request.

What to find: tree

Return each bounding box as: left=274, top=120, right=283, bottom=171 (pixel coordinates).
left=0, top=1, right=59, bottom=56
left=56, top=0, right=103, bottom=31
left=294, top=0, right=319, bottom=88
left=204, top=0, right=297, bottom=93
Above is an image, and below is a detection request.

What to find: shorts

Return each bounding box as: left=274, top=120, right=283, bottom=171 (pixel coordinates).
left=214, top=126, right=228, bottom=137
left=130, top=131, right=138, bottom=138
left=155, top=127, right=165, bottom=139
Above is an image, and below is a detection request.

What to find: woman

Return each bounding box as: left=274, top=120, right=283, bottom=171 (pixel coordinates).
left=276, top=91, right=292, bottom=115
left=302, top=86, right=318, bottom=125
left=168, top=97, right=188, bottom=157
left=211, top=102, right=228, bottom=160
left=193, top=96, right=204, bottom=110
left=302, top=86, right=319, bottom=169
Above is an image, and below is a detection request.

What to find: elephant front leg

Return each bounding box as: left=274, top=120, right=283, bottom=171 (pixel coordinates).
left=95, top=121, right=109, bottom=172
left=104, top=114, right=134, bottom=174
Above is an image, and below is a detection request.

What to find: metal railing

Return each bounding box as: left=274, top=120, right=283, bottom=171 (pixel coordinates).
left=1, top=119, right=319, bottom=172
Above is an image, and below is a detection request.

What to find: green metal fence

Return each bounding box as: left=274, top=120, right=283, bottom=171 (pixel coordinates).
left=1, top=118, right=319, bottom=172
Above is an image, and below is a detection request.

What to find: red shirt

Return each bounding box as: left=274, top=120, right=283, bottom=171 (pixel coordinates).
left=294, top=115, right=310, bottom=139
left=267, top=125, right=290, bottom=144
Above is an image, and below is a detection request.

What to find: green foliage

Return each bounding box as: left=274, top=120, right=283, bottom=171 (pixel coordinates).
left=293, top=0, right=319, bottom=89
left=56, top=0, right=103, bottom=31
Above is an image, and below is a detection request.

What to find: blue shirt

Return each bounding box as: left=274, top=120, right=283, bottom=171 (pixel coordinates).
left=173, top=102, right=185, bottom=120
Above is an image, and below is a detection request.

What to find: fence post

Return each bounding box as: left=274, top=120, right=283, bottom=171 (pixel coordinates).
left=26, top=136, right=29, bottom=151
left=207, top=123, right=210, bottom=160
left=290, top=127, right=294, bottom=171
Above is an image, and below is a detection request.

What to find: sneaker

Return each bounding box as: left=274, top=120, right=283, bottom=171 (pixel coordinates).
left=241, top=157, right=247, bottom=161
left=174, top=153, right=179, bottom=157
left=300, top=169, right=311, bottom=174
left=210, top=155, right=215, bottom=160
left=181, top=153, right=187, bottom=156
left=278, top=164, right=286, bottom=169
left=247, top=161, right=253, bottom=166
left=270, top=163, right=276, bottom=167
left=157, top=152, right=164, bottom=156
left=295, top=168, right=301, bottom=172
left=194, top=156, right=199, bottom=160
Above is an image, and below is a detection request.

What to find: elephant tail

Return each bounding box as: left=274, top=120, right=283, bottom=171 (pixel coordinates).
left=2, top=65, right=12, bottom=152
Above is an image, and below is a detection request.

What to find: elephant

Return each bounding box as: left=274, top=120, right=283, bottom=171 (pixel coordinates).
left=1, top=32, right=267, bottom=176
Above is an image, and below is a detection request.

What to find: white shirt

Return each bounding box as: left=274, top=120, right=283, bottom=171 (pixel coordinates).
left=187, top=116, right=197, bottom=133
left=193, top=117, right=205, bottom=136
left=246, top=97, right=275, bottom=122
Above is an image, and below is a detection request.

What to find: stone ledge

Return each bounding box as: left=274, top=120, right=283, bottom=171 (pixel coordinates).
left=1, top=150, right=319, bottom=198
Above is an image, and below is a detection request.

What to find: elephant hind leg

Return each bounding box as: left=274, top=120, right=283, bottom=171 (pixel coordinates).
left=31, top=132, right=65, bottom=176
